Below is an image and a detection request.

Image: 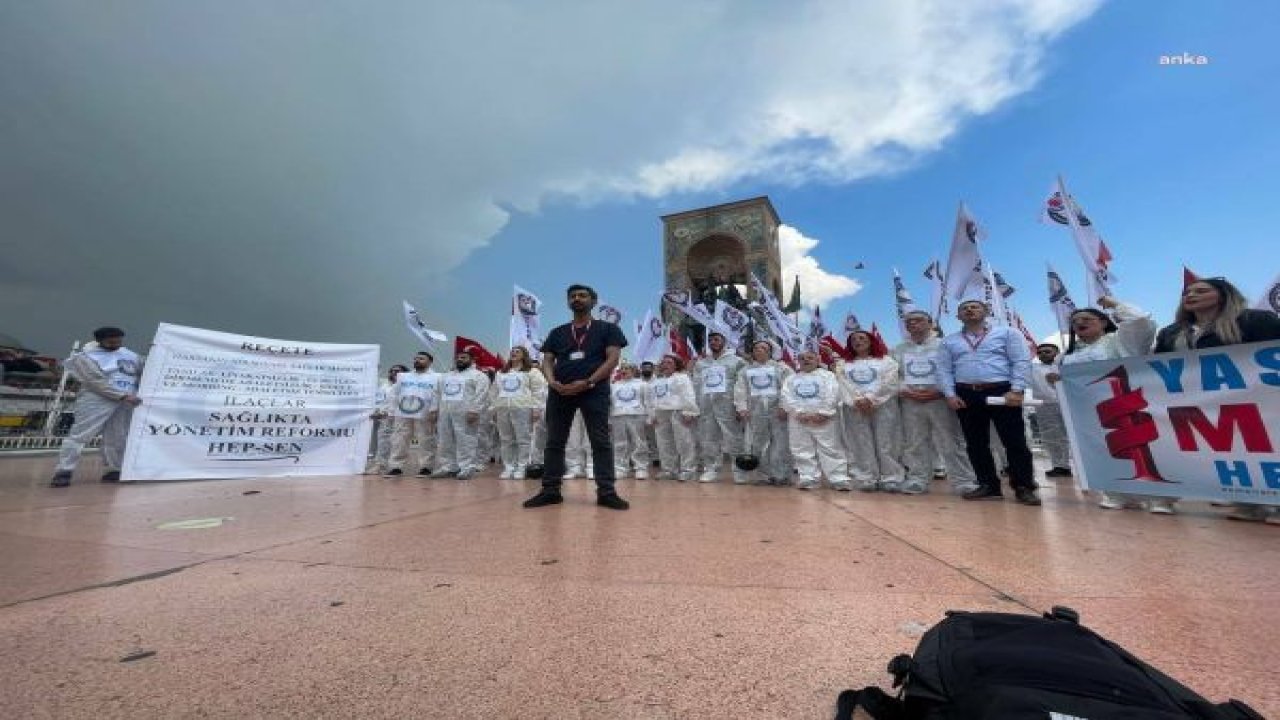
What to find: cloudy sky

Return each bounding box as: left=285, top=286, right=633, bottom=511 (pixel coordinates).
left=4, top=1, right=1277, bottom=362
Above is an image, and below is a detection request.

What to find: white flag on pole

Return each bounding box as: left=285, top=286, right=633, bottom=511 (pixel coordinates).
left=1046, top=264, right=1078, bottom=339
left=633, top=309, right=668, bottom=364
left=892, top=267, right=917, bottom=336
left=403, top=300, right=448, bottom=350
left=1043, top=177, right=1116, bottom=304
left=510, top=285, right=544, bottom=358
left=594, top=303, right=623, bottom=326
left=713, top=300, right=751, bottom=346
left=944, top=203, right=988, bottom=302
left=1253, top=272, right=1280, bottom=314
left=923, top=259, right=947, bottom=325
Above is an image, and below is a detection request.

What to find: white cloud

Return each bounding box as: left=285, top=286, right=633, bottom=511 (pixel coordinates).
left=778, top=225, right=862, bottom=311
left=1, top=0, right=1101, bottom=353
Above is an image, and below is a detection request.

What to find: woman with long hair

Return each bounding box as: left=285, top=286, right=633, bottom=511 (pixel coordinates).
left=1155, top=277, right=1280, bottom=523
left=488, top=346, right=546, bottom=479
left=1057, top=297, right=1160, bottom=511
left=647, top=355, right=700, bottom=481
left=835, top=330, right=905, bottom=492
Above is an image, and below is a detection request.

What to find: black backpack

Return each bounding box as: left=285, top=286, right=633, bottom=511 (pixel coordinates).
left=835, top=607, right=1265, bottom=720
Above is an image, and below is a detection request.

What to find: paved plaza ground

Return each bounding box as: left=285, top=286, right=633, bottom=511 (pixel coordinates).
left=1, top=453, right=1275, bottom=719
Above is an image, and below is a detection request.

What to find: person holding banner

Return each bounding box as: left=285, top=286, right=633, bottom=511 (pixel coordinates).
left=429, top=351, right=491, bottom=480
left=692, top=332, right=747, bottom=484
left=1154, top=277, right=1280, bottom=523
left=893, top=311, right=978, bottom=495
left=835, top=330, right=905, bottom=492
left=733, top=339, right=793, bottom=485
left=937, top=300, right=1040, bottom=506
left=366, top=364, right=408, bottom=475
left=648, top=355, right=701, bottom=481
left=49, top=327, right=144, bottom=487
left=489, top=347, right=546, bottom=480
left=780, top=350, right=852, bottom=491
left=523, top=284, right=630, bottom=510
left=1058, top=298, right=1161, bottom=511
left=385, top=352, right=440, bottom=478
left=609, top=363, right=651, bottom=479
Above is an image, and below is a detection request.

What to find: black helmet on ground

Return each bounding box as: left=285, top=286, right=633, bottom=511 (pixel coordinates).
left=734, top=454, right=760, bottom=471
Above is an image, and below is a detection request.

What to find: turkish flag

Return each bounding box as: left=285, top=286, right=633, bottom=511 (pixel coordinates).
left=667, top=327, right=692, bottom=365
left=820, top=334, right=853, bottom=362
left=454, top=336, right=503, bottom=371
left=868, top=324, right=891, bottom=358
left=1182, top=266, right=1201, bottom=288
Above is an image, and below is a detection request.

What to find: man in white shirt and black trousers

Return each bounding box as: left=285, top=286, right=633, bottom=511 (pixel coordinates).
left=523, top=284, right=630, bottom=510
left=936, top=300, right=1041, bottom=506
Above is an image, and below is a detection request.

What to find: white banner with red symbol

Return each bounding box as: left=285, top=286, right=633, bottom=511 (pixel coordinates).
left=121, top=323, right=379, bottom=481
left=1058, top=340, right=1280, bottom=505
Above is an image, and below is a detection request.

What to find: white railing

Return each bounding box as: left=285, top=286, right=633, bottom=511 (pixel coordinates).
left=0, top=435, right=99, bottom=452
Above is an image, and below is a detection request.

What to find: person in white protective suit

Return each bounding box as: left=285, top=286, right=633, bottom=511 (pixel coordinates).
left=692, top=332, right=747, bottom=483
left=639, top=361, right=660, bottom=472
left=366, top=364, right=407, bottom=475
left=648, top=355, right=700, bottom=481
left=835, top=330, right=906, bottom=492
left=473, top=368, right=499, bottom=467
left=489, top=346, right=546, bottom=480
left=528, top=359, right=547, bottom=471
left=732, top=339, right=793, bottom=485
left=892, top=311, right=978, bottom=495
left=50, top=327, right=145, bottom=487
left=1057, top=297, right=1162, bottom=512
left=610, top=363, right=651, bottom=479
left=1029, top=343, right=1073, bottom=479
left=563, top=413, right=594, bottom=478
left=429, top=350, right=491, bottom=479
left=780, top=350, right=852, bottom=491
left=384, top=352, right=440, bottom=477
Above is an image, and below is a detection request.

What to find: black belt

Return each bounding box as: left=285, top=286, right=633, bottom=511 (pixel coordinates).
left=955, top=382, right=1011, bottom=391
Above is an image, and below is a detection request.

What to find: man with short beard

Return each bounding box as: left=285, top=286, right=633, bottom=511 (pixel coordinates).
left=523, top=284, right=629, bottom=510
left=429, top=351, right=490, bottom=479
left=50, top=327, right=144, bottom=487
left=385, top=352, right=440, bottom=478
left=892, top=311, right=977, bottom=495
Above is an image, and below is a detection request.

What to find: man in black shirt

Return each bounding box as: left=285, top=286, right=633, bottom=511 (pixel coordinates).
left=523, top=284, right=630, bottom=510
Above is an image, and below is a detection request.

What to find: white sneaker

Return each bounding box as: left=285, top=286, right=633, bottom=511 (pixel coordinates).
left=635, top=470, right=648, bottom=480
left=512, top=470, right=526, bottom=480
left=796, top=478, right=817, bottom=490
left=498, top=467, right=514, bottom=480
left=565, top=469, right=581, bottom=479
left=1147, top=499, right=1177, bottom=515
left=731, top=472, right=751, bottom=485
left=699, top=470, right=718, bottom=483
left=830, top=482, right=852, bottom=492
left=456, top=467, right=476, bottom=480
left=586, top=469, right=594, bottom=479
left=678, top=472, right=693, bottom=483
left=1098, top=493, right=1126, bottom=510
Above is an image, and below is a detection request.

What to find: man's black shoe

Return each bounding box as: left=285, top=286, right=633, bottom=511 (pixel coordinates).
left=417, top=467, right=432, bottom=477
left=962, top=487, right=1003, bottom=501
left=100, top=471, right=121, bottom=483
left=50, top=471, right=71, bottom=488
left=1045, top=467, right=1072, bottom=477
left=597, top=493, right=630, bottom=511
left=383, top=468, right=403, bottom=477
left=1015, top=488, right=1042, bottom=506
left=522, top=491, right=564, bottom=508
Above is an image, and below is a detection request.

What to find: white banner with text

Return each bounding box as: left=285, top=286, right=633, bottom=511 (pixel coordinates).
left=121, top=323, right=379, bottom=481
left=1059, top=340, right=1279, bottom=505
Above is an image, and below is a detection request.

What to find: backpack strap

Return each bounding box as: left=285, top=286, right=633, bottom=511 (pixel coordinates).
left=833, top=687, right=908, bottom=720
